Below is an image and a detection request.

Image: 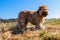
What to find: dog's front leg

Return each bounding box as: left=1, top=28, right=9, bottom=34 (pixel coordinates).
left=35, top=23, right=40, bottom=30
left=39, top=23, right=45, bottom=29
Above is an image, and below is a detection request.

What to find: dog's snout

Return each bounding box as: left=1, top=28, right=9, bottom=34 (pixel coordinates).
left=42, top=11, right=48, bottom=17
left=43, top=11, right=47, bottom=13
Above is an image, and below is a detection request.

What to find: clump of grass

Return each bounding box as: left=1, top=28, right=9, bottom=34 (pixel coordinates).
left=42, top=32, right=54, bottom=40
left=39, top=30, right=54, bottom=40
left=39, top=30, right=47, bottom=36
left=39, top=30, right=60, bottom=40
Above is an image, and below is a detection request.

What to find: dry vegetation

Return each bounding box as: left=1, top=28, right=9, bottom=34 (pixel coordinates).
left=0, top=18, right=60, bottom=40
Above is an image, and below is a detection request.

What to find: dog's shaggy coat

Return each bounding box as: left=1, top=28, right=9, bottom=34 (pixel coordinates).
left=17, top=5, right=48, bottom=31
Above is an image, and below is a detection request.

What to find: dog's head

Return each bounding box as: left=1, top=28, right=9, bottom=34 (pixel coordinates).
left=37, top=5, right=48, bottom=17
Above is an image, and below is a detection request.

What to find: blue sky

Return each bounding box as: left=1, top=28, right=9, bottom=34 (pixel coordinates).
left=0, top=0, right=60, bottom=19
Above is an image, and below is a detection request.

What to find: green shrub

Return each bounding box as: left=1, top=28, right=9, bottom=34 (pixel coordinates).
left=39, top=30, right=47, bottom=36
left=42, top=32, right=54, bottom=40
left=39, top=31, right=54, bottom=40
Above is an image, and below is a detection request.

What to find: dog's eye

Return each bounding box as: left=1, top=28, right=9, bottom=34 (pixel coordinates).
left=43, top=9, right=46, bottom=10
left=41, top=8, right=46, bottom=10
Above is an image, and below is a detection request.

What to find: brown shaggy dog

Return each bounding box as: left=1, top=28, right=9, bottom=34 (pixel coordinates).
left=17, top=5, right=48, bottom=32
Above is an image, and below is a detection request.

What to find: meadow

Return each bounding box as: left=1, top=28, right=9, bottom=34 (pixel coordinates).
left=0, top=18, right=60, bottom=40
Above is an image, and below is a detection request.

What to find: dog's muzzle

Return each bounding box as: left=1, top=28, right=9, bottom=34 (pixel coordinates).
left=42, top=11, right=48, bottom=17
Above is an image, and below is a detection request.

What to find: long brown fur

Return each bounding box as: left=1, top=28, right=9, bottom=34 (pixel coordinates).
left=17, top=5, right=48, bottom=32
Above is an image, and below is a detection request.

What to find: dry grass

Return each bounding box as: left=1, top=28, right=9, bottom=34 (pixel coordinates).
left=0, top=18, right=60, bottom=40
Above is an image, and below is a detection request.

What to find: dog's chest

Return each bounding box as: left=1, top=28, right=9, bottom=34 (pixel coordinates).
left=41, top=17, right=45, bottom=23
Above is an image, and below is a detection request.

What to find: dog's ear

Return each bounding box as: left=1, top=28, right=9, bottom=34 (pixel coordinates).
left=36, top=6, right=42, bottom=16
left=36, top=7, right=40, bottom=14
left=36, top=10, right=39, bottom=14
left=36, top=6, right=42, bottom=14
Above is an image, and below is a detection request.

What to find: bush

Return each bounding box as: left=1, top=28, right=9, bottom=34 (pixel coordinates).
left=39, top=31, right=54, bottom=40
left=39, top=30, right=47, bottom=36
left=42, top=33, right=54, bottom=40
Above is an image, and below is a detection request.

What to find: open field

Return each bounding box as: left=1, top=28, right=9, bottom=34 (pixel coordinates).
left=0, top=18, right=60, bottom=40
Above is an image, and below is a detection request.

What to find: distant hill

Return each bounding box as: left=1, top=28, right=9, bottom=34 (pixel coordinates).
left=0, top=18, right=17, bottom=22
